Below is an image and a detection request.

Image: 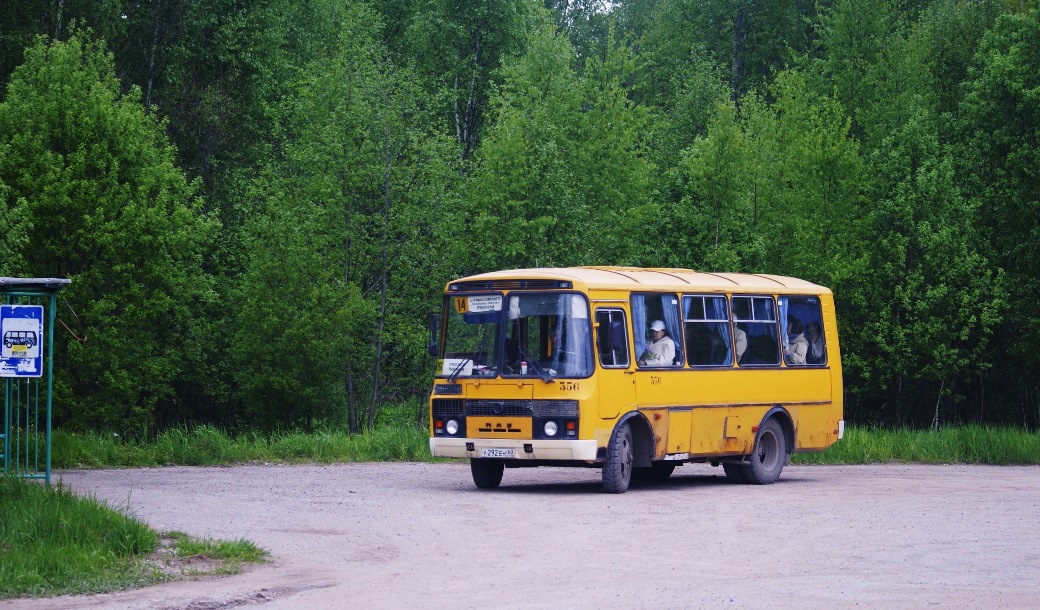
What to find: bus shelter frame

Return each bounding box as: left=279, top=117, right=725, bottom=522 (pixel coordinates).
left=1, top=277, right=70, bottom=486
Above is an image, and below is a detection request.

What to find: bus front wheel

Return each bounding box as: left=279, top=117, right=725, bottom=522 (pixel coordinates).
left=603, top=422, right=634, bottom=493
left=470, top=458, right=504, bottom=489
left=741, top=418, right=788, bottom=485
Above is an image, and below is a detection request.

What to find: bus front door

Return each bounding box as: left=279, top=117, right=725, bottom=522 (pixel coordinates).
left=594, top=308, right=635, bottom=420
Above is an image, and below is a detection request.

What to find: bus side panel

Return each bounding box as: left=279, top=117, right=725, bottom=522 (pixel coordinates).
left=790, top=405, right=844, bottom=451
left=689, top=407, right=762, bottom=456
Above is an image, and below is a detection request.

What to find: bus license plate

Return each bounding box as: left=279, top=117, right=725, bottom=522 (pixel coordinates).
left=480, top=447, right=516, bottom=459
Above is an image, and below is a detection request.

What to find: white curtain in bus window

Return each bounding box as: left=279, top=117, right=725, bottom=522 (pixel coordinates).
left=631, top=293, right=682, bottom=366
left=732, top=296, right=780, bottom=365
left=779, top=296, right=826, bottom=365
left=683, top=295, right=733, bottom=366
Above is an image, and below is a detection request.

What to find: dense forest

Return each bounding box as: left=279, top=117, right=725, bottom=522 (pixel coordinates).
left=0, top=0, right=1037, bottom=434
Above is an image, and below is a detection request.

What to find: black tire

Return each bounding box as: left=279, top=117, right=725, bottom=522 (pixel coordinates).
left=741, top=418, right=788, bottom=485
left=722, top=463, right=749, bottom=484
left=602, top=422, right=634, bottom=493
left=633, top=461, right=675, bottom=482
left=470, top=458, right=504, bottom=489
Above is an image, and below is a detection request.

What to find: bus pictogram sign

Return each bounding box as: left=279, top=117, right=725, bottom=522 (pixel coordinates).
left=1, top=304, right=44, bottom=378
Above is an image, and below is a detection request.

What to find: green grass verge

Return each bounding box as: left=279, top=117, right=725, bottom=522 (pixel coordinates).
left=792, top=425, right=1040, bottom=465
left=53, top=423, right=432, bottom=469
left=0, top=477, right=266, bottom=599
left=50, top=422, right=1040, bottom=469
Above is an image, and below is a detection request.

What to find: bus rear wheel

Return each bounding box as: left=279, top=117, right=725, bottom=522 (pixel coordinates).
left=470, top=458, right=504, bottom=489
left=602, top=422, right=634, bottom=493
left=741, top=418, right=787, bottom=485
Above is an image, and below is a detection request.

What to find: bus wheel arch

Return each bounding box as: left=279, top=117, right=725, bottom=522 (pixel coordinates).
left=741, top=409, right=794, bottom=485
left=602, top=412, right=653, bottom=493
left=620, top=412, right=654, bottom=468
left=763, top=406, right=796, bottom=463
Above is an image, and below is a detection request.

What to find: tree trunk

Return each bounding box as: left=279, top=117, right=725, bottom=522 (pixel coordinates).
left=730, top=2, right=748, bottom=99
left=145, top=0, right=162, bottom=111
left=932, top=379, right=944, bottom=431
left=368, top=123, right=392, bottom=430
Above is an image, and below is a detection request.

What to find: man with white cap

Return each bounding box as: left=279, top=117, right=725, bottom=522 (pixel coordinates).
left=638, top=319, right=676, bottom=366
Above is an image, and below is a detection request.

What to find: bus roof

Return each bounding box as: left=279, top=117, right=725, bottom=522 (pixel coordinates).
left=448, top=267, right=831, bottom=295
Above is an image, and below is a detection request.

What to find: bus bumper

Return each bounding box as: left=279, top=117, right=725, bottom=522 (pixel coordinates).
left=430, top=438, right=599, bottom=461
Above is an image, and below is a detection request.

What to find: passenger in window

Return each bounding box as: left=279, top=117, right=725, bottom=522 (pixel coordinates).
left=639, top=320, right=676, bottom=367
left=783, top=316, right=808, bottom=365
left=734, top=325, right=747, bottom=363
left=806, top=321, right=825, bottom=364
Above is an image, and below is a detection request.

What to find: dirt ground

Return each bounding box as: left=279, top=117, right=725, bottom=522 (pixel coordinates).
left=5, top=462, right=1040, bottom=609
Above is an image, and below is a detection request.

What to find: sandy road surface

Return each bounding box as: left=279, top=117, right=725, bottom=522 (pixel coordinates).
left=5, top=463, right=1040, bottom=609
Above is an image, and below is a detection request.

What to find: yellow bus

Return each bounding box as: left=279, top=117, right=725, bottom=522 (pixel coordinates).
left=428, top=267, right=844, bottom=493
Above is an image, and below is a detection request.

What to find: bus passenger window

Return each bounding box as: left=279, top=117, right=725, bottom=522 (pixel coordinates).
left=631, top=293, right=682, bottom=367
left=595, top=309, right=630, bottom=368
left=732, top=296, right=780, bottom=365
left=779, top=296, right=826, bottom=365
left=683, top=295, right=733, bottom=366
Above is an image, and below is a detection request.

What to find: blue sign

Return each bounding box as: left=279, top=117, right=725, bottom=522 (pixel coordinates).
left=1, top=304, right=44, bottom=378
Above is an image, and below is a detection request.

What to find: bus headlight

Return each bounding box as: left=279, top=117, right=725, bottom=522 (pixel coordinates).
left=446, top=419, right=460, bottom=436
left=543, top=421, right=558, bottom=437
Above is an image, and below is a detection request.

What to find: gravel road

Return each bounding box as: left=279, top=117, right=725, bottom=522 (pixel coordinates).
left=5, top=462, right=1040, bottom=609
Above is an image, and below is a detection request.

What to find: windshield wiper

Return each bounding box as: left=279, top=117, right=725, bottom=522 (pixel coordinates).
left=516, top=344, right=553, bottom=383
left=448, top=325, right=491, bottom=383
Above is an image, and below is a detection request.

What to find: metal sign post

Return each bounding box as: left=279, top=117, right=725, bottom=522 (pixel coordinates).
left=1, top=278, right=70, bottom=485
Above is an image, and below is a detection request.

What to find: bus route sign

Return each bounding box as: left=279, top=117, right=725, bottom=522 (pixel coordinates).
left=1, top=304, right=44, bottom=378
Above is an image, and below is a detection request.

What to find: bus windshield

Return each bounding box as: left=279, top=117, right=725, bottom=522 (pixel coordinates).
left=439, top=292, right=593, bottom=380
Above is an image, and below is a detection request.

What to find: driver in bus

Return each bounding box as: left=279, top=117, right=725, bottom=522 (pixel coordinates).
left=638, top=320, right=675, bottom=367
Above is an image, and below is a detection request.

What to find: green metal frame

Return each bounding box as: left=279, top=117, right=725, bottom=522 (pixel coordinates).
left=2, top=278, right=69, bottom=486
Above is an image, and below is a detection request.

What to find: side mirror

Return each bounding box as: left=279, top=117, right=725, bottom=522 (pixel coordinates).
left=427, top=313, right=441, bottom=357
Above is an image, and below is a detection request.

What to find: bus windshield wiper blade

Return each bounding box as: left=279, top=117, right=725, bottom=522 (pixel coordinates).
left=449, top=325, right=491, bottom=383
left=517, top=344, right=553, bottom=383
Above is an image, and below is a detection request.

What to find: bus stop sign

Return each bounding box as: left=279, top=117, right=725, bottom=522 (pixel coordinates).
left=1, top=304, right=44, bottom=378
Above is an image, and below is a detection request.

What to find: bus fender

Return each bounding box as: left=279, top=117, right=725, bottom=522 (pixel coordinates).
left=612, top=411, right=654, bottom=468
left=759, top=405, right=796, bottom=460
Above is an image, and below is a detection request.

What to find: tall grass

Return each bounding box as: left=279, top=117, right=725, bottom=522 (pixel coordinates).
left=0, top=477, right=268, bottom=599
left=0, top=477, right=161, bottom=597
left=50, top=422, right=1040, bottom=469
left=52, top=423, right=431, bottom=469
left=792, top=425, right=1040, bottom=465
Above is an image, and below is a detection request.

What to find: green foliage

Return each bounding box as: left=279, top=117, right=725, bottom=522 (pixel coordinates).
left=665, top=70, right=863, bottom=277
left=235, top=3, right=458, bottom=432
left=0, top=33, right=218, bottom=432
left=958, top=7, right=1040, bottom=420
left=406, top=0, right=535, bottom=160
left=0, top=476, right=160, bottom=598
left=835, top=98, right=1005, bottom=426
left=469, top=16, right=653, bottom=269
left=0, top=0, right=1038, bottom=431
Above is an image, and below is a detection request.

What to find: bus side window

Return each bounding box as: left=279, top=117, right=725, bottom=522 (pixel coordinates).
left=732, top=295, right=780, bottom=365
left=683, top=295, right=734, bottom=366
left=779, top=295, right=827, bottom=365
left=595, top=309, right=630, bottom=368
left=631, top=293, right=683, bottom=367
